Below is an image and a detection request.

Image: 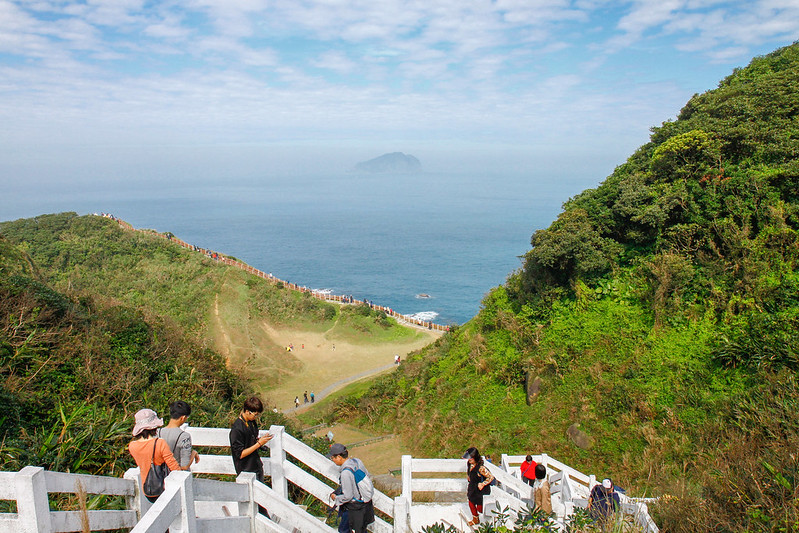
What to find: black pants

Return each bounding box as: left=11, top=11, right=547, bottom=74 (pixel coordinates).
left=345, top=501, right=374, bottom=533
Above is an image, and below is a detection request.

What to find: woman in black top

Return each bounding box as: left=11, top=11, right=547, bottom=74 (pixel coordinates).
left=229, top=396, right=273, bottom=482
left=464, top=447, right=494, bottom=526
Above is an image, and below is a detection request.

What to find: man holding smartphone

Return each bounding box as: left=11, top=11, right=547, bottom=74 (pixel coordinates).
left=230, top=396, right=273, bottom=483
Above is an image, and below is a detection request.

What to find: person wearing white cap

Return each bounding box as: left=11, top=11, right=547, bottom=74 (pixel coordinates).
left=588, top=477, right=620, bottom=525
left=128, top=408, right=190, bottom=502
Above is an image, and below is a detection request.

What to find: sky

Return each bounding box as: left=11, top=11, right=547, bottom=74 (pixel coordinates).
left=1, top=0, right=799, bottom=186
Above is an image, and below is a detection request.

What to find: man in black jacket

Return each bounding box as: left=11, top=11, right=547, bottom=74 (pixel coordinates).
left=229, top=396, right=273, bottom=482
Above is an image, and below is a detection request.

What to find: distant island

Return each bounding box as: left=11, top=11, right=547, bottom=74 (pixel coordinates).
left=352, top=152, right=422, bottom=173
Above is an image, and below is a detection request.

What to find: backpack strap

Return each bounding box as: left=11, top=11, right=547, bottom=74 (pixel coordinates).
left=174, top=430, right=185, bottom=451
left=343, top=467, right=365, bottom=502
left=158, top=428, right=185, bottom=457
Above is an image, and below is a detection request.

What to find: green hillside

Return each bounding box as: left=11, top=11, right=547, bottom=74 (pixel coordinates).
left=0, top=233, right=261, bottom=475
left=337, top=44, right=799, bottom=531
left=0, top=213, right=417, bottom=386
left=0, top=213, right=411, bottom=476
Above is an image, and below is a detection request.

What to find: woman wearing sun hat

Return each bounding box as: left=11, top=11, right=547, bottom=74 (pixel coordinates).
left=128, top=408, right=188, bottom=502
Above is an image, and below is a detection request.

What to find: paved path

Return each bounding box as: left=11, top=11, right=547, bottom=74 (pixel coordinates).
left=283, top=362, right=397, bottom=414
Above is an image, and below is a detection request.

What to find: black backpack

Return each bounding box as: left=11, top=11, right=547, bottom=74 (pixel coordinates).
left=142, top=439, right=170, bottom=498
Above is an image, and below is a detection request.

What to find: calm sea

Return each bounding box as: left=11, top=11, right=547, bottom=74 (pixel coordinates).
left=2, top=172, right=588, bottom=324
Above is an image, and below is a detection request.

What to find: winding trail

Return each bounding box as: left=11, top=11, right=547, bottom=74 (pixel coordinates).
left=260, top=322, right=438, bottom=413
left=283, top=362, right=396, bottom=414
left=213, top=294, right=232, bottom=364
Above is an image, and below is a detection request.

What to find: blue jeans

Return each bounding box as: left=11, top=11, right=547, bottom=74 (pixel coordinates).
left=338, top=507, right=350, bottom=533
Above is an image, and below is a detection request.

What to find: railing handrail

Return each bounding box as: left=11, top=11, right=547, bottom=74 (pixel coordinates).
left=402, top=453, right=659, bottom=533
left=0, top=466, right=139, bottom=533
left=184, top=425, right=395, bottom=521
left=2, top=426, right=659, bottom=533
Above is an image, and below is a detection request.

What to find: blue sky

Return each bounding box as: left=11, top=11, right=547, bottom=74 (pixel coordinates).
left=1, top=0, right=799, bottom=183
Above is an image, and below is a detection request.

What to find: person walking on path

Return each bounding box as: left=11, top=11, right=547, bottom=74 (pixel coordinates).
left=229, top=396, right=273, bottom=483
left=533, top=464, right=552, bottom=514
left=464, top=447, right=494, bottom=526
left=128, top=408, right=188, bottom=503
left=328, top=443, right=375, bottom=533
left=294, top=396, right=300, bottom=408
left=310, top=391, right=315, bottom=403
left=158, top=400, right=200, bottom=470
left=520, top=454, right=537, bottom=487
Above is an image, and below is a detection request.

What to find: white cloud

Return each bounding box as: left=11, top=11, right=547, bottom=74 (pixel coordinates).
left=0, top=0, right=798, bottom=169
left=616, top=0, right=686, bottom=34
left=607, top=0, right=799, bottom=59
left=312, top=51, right=357, bottom=73
left=144, top=16, right=192, bottom=41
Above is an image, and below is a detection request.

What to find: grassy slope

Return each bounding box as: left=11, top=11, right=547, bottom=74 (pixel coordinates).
left=0, top=234, right=262, bottom=475
left=339, top=44, right=799, bottom=531
left=1, top=213, right=420, bottom=475
left=0, top=213, right=422, bottom=388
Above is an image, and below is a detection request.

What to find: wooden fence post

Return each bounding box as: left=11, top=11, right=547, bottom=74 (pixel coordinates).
left=123, top=467, right=151, bottom=519
left=16, top=466, right=51, bottom=533
left=236, top=471, right=257, bottom=529
left=165, top=471, right=197, bottom=532
left=393, top=495, right=409, bottom=533
left=482, top=494, right=497, bottom=523
left=562, top=467, right=575, bottom=515
left=268, top=425, right=288, bottom=499
left=401, top=455, right=412, bottom=503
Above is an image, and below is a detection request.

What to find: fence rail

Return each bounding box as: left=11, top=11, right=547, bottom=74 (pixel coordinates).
left=0, top=467, right=139, bottom=533
left=2, top=425, right=659, bottom=532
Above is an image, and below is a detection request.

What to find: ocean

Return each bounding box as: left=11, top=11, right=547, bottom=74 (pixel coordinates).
left=2, top=171, right=590, bottom=324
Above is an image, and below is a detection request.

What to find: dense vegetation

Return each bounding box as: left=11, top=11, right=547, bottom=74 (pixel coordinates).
left=335, top=44, right=799, bottom=531
left=0, top=213, right=338, bottom=332
left=0, top=213, right=415, bottom=387
left=1, top=213, right=389, bottom=478
left=0, top=211, right=419, bottom=479
left=0, top=232, right=261, bottom=475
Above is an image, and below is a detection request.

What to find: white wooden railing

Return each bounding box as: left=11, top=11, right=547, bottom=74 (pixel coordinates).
left=0, top=466, right=138, bottom=532
left=501, top=454, right=659, bottom=533
left=399, top=456, right=534, bottom=530
left=184, top=425, right=396, bottom=533
left=0, top=426, right=658, bottom=532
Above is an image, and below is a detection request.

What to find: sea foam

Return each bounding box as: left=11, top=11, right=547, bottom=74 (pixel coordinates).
left=407, top=311, right=439, bottom=321
left=311, top=288, right=333, bottom=295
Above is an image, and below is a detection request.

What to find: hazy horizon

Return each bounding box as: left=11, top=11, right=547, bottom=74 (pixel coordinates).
left=2, top=1, right=799, bottom=205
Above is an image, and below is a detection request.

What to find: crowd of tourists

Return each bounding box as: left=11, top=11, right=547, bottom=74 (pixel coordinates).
left=127, top=401, right=621, bottom=531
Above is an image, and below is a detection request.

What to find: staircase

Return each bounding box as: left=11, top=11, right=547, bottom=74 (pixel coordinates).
left=0, top=425, right=658, bottom=532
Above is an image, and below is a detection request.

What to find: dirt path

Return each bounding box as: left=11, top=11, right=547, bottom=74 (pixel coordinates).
left=261, top=322, right=438, bottom=412
left=213, top=294, right=232, bottom=363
